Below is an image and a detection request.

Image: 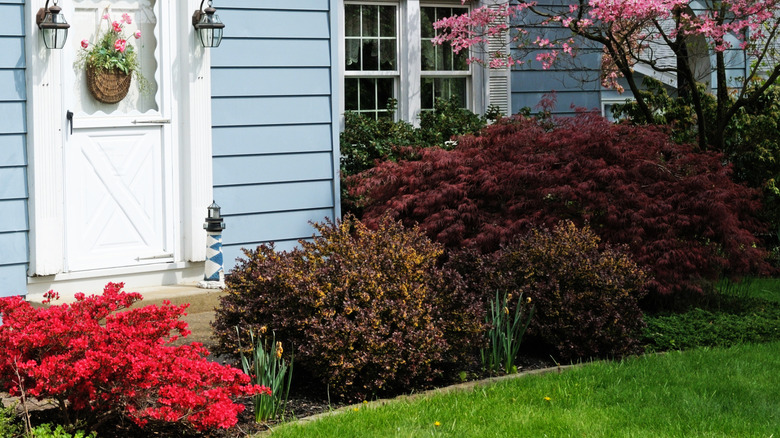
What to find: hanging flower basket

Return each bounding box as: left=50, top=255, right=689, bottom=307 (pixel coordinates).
left=86, top=64, right=132, bottom=104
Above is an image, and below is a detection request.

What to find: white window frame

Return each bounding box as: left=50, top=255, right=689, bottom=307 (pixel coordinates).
left=339, top=0, right=487, bottom=127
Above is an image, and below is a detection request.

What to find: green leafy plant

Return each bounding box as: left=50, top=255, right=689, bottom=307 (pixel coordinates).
left=482, top=291, right=534, bottom=374
left=0, top=400, right=22, bottom=438
left=29, top=424, right=96, bottom=438
left=74, top=9, right=149, bottom=90
left=237, top=327, right=293, bottom=423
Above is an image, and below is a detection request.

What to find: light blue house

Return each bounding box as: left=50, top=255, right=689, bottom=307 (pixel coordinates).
left=0, top=0, right=340, bottom=300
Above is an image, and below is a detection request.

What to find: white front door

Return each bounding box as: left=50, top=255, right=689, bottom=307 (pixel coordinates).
left=62, top=0, right=176, bottom=272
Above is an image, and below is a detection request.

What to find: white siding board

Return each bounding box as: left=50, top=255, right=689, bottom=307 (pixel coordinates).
left=212, top=124, right=333, bottom=156
left=215, top=181, right=334, bottom=216
left=211, top=68, right=331, bottom=97
left=211, top=96, right=332, bottom=126
left=0, top=134, right=26, bottom=166
left=220, top=9, right=329, bottom=39
left=213, top=153, right=333, bottom=186
left=211, top=39, right=331, bottom=68
left=0, top=264, right=26, bottom=298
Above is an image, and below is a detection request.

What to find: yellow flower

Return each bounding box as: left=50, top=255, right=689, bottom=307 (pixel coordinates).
left=363, top=400, right=368, bottom=404
left=434, top=421, right=441, bottom=427
left=353, top=407, right=359, bottom=412
left=260, top=325, right=267, bottom=335
left=275, top=341, right=283, bottom=359
left=526, top=297, right=532, bottom=304
left=544, top=396, right=551, bottom=402
left=503, top=307, right=509, bottom=315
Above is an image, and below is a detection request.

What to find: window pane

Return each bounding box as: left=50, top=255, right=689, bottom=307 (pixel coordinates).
left=422, top=40, right=435, bottom=71
left=421, top=7, right=435, bottom=39
left=362, top=39, right=379, bottom=71
left=421, top=77, right=435, bottom=110
left=380, top=6, right=396, bottom=38
left=380, top=39, right=396, bottom=70
left=359, top=78, right=376, bottom=111
left=377, top=78, right=394, bottom=111
left=345, top=5, right=361, bottom=37
left=345, top=78, right=359, bottom=110
left=345, top=39, right=361, bottom=70
left=454, top=48, right=469, bottom=70
left=449, top=78, right=467, bottom=107
left=362, top=5, right=378, bottom=37
left=421, top=76, right=468, bottom=110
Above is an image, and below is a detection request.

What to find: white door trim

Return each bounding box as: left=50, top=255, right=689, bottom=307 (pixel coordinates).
left=26, top=0, right=213, bottom=280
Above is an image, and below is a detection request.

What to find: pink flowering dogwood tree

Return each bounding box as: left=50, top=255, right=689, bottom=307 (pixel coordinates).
left=434, top=0, right=780, bottom=150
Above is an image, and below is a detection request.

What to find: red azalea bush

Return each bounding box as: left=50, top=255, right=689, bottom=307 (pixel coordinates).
left=0, top=283, right=269, bottom=433
left=350, top=114, right=772, bottom=299
left=213, top=216, right=485, bottom=402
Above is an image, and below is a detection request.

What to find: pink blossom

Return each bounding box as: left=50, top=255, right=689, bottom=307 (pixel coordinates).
left=122, top=13, right=133, bottom=24
left=81, top=39, right=89, bottom=49
left=102, top=13, right=110, bottom=20
left=114, top=38, right=127, bottom=52
left=112, top=21, right=122, bottom=33
left=134, top=30, right=142, bottom=39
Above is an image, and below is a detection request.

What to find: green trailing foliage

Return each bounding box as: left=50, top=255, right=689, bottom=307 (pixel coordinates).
left=643, top=298, right=780, bottom=352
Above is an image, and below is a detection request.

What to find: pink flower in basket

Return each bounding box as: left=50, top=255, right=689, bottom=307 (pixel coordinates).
left=122, top=13, right=133, bottom=24
left=112, top=21, right=122, bottom=33
left=81, top=39, right=89, bottom=49
left=114, top=39, right=127, bottom=53
left=134, top=30, right=142, bottom=39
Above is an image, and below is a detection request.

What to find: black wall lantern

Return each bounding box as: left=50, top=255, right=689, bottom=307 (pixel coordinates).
left=36, top=0, right=70, bottom=49
left=192, top=0, right=225, bottom=48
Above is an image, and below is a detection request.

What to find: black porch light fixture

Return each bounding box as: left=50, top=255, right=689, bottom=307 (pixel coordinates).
left=192, top=0, right=225, bottom=48
left=36, top=0, right=70, bottom=49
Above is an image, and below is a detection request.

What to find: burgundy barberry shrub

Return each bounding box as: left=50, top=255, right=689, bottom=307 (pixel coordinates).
left=350, top=114, right=772, bottom=298
left=0, top=283, right=268, bottom=432
left=497, top=221, right=647, bottom=361
left=213, top=215, right=484, bottom=401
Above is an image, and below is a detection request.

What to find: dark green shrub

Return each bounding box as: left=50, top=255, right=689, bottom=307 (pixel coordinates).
left=449, top=222, right=648, bottom=362
left=340, top=97, right=490, bottom=178
left=212, top=216, right=484, bottom=401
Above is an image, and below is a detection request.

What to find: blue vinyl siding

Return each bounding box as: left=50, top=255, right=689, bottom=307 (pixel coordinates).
left=509, top=3, right=602, bottom=115
left=212, top=1, right=339, bottom=270
left=0, top=0, right=28, bottom=297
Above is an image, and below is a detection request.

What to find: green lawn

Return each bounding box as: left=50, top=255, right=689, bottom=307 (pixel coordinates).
left=267, top=342, right=780, bottom=437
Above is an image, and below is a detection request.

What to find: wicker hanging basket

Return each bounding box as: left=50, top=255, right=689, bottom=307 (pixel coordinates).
left=86, top=64, right=132, bottom=104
